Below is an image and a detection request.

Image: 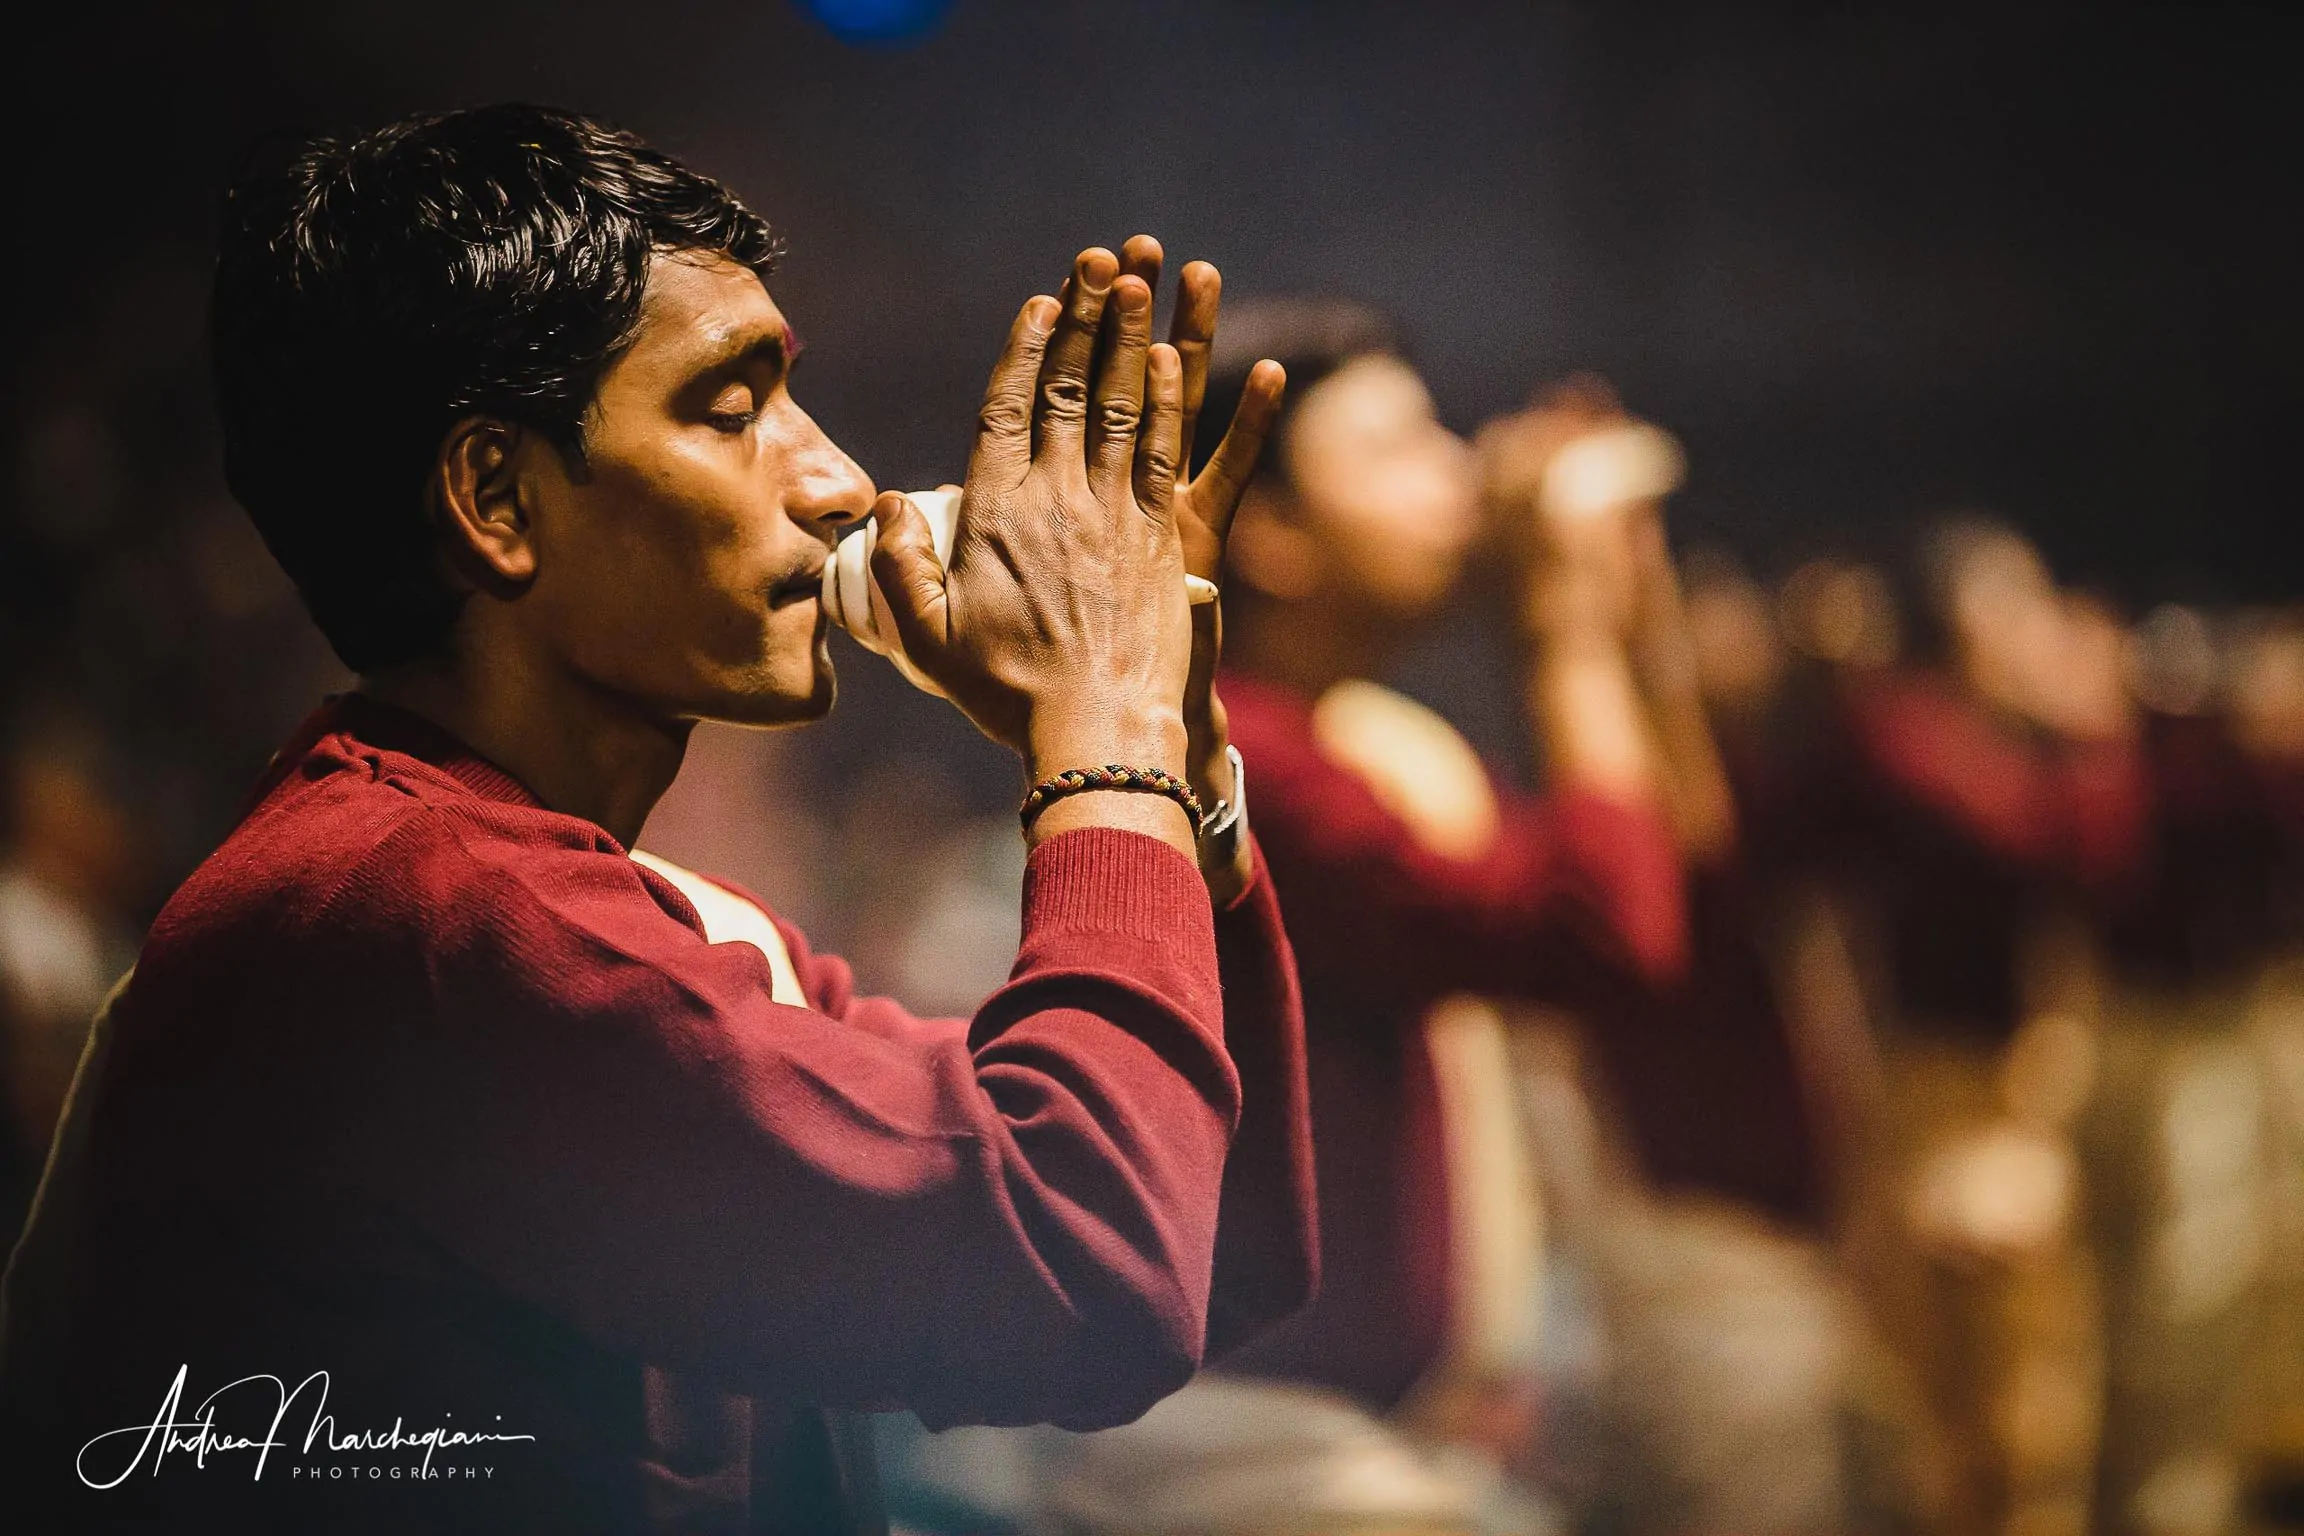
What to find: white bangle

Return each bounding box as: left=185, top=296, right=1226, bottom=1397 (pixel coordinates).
left=1199, top=743, right=1248, bottom=846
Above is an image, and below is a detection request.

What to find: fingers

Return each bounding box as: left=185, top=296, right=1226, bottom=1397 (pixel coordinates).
left=1118, top=233, right=1164, bottom=293
left=1115, top=233, right=1172, bottom=454
left=1087, top=275, right=1155, bottom=498
left=867, top=491, right=952, bottom=668
left=1170, top=260, right=1221, bottom=470
left=1114, top=241, right=1218, bottom=472
left=1185, top=358, right=1285, bottom=550
left=971, top=295, right=1058, bottom=484
left=1032, top=247, right=1117, bottom=463
left=1134, top=343, right=1185, bottom=523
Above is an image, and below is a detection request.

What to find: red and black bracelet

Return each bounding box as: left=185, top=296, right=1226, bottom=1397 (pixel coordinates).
left=1019, top=764, right=1204, bottom=834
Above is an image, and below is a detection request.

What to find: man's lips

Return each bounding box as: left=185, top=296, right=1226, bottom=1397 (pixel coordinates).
left=768, top=564, right=826, bottom=608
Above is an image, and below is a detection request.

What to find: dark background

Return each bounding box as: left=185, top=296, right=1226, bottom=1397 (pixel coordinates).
left=4, top=0, right=2300, bottom=895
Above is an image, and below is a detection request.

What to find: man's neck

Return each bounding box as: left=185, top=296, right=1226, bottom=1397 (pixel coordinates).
left=360, top=646, right=690, bottom=848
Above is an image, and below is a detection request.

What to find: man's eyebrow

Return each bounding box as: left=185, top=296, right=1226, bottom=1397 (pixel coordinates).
left=696, top=325, right=804, bottom=375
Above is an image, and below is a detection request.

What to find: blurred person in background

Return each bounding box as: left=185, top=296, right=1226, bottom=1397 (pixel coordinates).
left=918, top=297, right=1842, bottom=1536
left=1476, top=379, right=1853, bottom=1536
left=1690, top=533, right=2304, bottom=1536
left=1734, top=517, right=2158, bottom=1536
left=0, top=106, right=1319, bottom=1536
left=1677, top=547, right=1791, bottom=762
left=0, top=719, right=143, bottom=1248
left=2215, top=614, right=2304, bottom=1530
left=2075, top=601, right=2304, bottom=1536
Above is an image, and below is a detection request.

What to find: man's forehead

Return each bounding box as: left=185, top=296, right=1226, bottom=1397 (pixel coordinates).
left=637, top=249, right=790, bottom=362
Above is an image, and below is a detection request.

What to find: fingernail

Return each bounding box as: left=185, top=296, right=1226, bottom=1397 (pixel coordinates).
left=1115, top=276, right=1150, bottom=310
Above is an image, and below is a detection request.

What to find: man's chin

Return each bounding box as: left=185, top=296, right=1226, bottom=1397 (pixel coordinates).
left=710, top=648, right=836, bottom=728
left=794, top=660, right=837, bottom=722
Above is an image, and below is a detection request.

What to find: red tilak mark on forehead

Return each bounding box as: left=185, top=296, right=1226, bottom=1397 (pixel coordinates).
left=780, top=323, right=807, bottom=364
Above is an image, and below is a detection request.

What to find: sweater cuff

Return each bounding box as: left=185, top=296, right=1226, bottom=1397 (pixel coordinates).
left=1549, top=787, right=1691, bottom=985
left=1023, top=826, right=1213, bottom=944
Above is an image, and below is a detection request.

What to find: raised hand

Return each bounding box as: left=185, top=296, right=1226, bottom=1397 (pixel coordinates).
left=869, top=247, right=1197, bottom=852
left=1111, top=236, right=1286, bottom=588
left=1483, top=378, right=1740, bottom=853
left=1477, top=376, right=1660, bottom=642
left=1104, top=238, right=1284, bottom=893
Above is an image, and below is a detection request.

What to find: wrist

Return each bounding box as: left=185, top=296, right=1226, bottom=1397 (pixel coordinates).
left=1628, top=615, right=1702, bottom=700
left=1522, top=604, right=1627, bottom=663
left=1517, top=566, right=1619, bottom=643
left=1026, top=702, right=1190, bottom=786
left=1025, top=786, right=1198, bottom=855
left=1528, top=651, right=1657, bottom=804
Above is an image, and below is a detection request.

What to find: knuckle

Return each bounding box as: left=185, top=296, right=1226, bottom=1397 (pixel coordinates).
left=1094, top=398, right=1144, bottom=437
left=1136, top=446, right=1180, bottom=488
left=977, top=399, right=1030, bottom=439
left=1038, top=376, right=1089, bottom=421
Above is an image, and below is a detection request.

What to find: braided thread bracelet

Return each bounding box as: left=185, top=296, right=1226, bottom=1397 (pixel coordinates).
left=1019, top=765, right=1204, bottom=835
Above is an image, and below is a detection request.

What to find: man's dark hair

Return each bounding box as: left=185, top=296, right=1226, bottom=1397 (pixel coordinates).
left=211, top=103, right=781, bottom=672
left=1191, top=295, right=1401, bottom=483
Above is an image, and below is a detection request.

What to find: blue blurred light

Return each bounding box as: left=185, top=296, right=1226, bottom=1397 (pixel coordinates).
left=794, top=0, right=955, bottom=46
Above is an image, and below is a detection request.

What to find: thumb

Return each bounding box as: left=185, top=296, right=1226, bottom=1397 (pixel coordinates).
left=867, top=491, right=952, bottom=669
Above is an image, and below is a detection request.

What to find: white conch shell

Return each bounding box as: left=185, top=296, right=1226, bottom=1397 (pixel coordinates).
left=823, top=488, right=1219, bottom=700
left=1540, top=422, right=1686, bottom=520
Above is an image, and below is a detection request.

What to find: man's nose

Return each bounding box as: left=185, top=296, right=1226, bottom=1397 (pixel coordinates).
left=785, top=412, right=877, bottom=542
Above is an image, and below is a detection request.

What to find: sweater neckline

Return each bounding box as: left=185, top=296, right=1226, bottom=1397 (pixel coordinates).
left=317, top=692, right=551, bottom=812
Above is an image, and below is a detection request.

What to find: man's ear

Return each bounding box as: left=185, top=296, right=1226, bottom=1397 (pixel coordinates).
left=1227, top=481, right=1320, bottom=602
left=432, top=416, right=537, bottom=588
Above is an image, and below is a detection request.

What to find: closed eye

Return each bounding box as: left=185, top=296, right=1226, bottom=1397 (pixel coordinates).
left=707, top=385, right=760, bottom=432
left=684, top=324, right=798, bottom=432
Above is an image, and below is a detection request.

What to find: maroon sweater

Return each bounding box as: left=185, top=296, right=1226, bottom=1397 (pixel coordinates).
left=1215, top=674, right=1692, bottom=1409
left=0, top=695, right=1315, bottom=1535
left=1741, top=671, right=2153, bottom=1042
